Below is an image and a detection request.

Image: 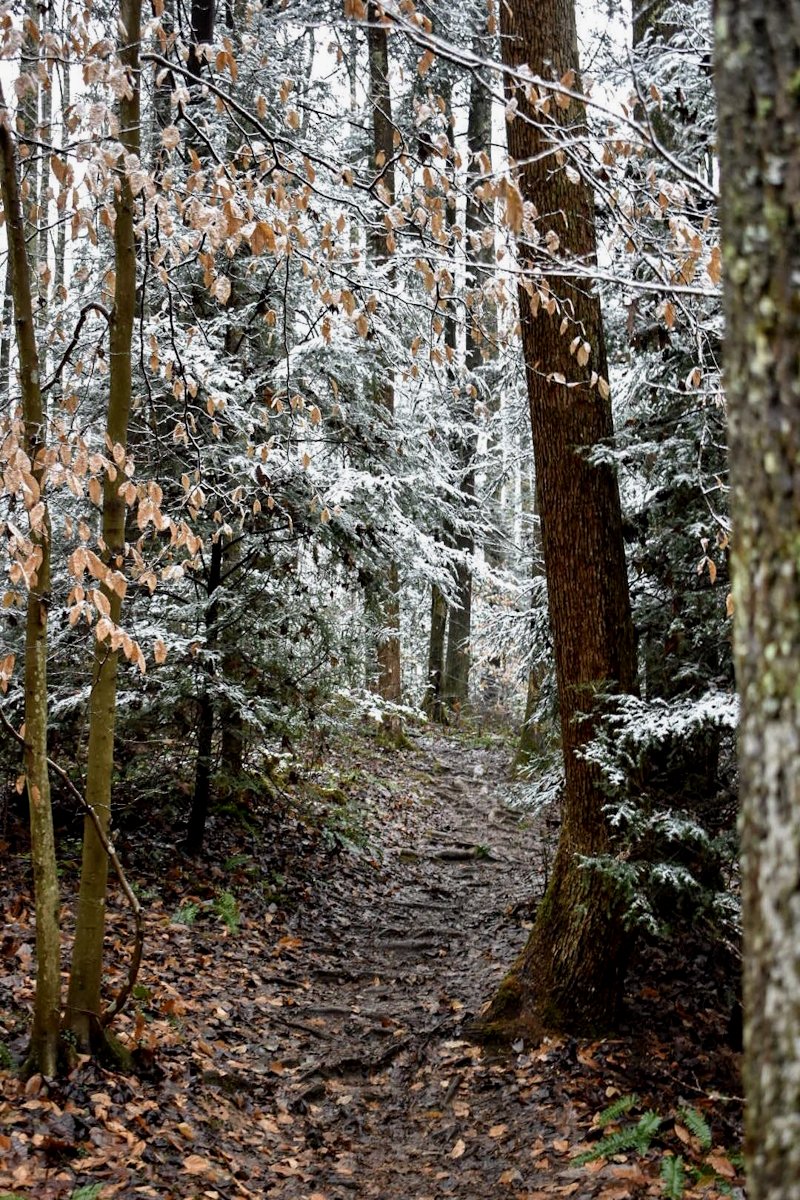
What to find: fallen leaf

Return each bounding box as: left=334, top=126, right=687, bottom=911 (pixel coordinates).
left=707, top=1151, right=736, bottom=1178
left=489, top=1124, right=508, bottom=1139
left=183, top=1154, right=214, bottom=1175
left=499, top=1167, right=522, bottom=1184
left=451, top=1138, right=466, bottom=1159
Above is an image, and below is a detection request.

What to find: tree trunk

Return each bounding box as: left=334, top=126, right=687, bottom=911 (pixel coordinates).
left=0, top=86, right=60, bottom=1078
left=188, top=0, right=215, bottom=76
left=219, top=538, right=245, bottom=781
left=0, top=264, right=13, bottom=399
left=443, top=65, right=492, bottom=711
left=367, top=2, right=401, bottom=704
left=187, top=536, right=223, bottom=854
left=476, top=0, right=637, bottom=1038
left=66, top=0, right=141, bottom=1054
left=512, top=664, right=547, bottom=776
left=714, top=4, right=800, bottom=1196
left=423, top=582, right=447, bottom=721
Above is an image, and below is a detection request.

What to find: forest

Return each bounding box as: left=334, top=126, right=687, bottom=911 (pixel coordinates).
left=0, top=0, right=798, bottom=1196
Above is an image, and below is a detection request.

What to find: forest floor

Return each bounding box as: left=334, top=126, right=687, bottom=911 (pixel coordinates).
left=1, top=725, right=743, bottom=1200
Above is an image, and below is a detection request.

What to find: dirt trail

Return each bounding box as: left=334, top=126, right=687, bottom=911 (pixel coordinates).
left=270, top=732, right=548, bottom=1198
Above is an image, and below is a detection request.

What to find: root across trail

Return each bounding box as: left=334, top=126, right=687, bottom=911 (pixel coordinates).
left=0, top=730, right=742, bottom=1199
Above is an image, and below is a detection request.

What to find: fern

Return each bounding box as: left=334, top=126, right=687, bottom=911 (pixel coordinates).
left=636, top=1111, right=665, bottom=1145
left=661, top=1154, right=686, bottom=1200
left=574, top=1111, right=663, bottom=1165
left=678, top=1106, right=712, bottom=1150
left=596, top=1093, right=640, bottom=1128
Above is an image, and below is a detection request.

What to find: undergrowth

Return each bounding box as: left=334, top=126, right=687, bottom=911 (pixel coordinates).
left=575, top=1093, right=741, bottom=1197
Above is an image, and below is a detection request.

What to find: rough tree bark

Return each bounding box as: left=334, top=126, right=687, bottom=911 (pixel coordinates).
left=714, top=3, right=800, bottom=1196
left=366, top=1, right=401, bottom=704
left=476, top=0, right=637, bottom=1037
left=0, top=85, right=60, bottom=1079
left=66, top=0, right=142, bottom=1053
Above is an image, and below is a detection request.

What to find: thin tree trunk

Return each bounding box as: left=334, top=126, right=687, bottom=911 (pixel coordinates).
left=715, top=3, right=800, bottom=1196
left=36, top=9, right=52, bottom=335
left=367, top=2, right=401, bottom=704
left=188, top=0, right=215, bottom=76
left=219, top=539, right=245, bottom=782
left=53, top=54, right=70, bottom=325
left=0, top=86, right=60, bottom=1078
left=187, top=536, right=223, bottom=854
left=66, top=0, right=142, bottom=1053
left=19, top=0, right=39, bottom=276
left=0, top=265, right=13, bottom=399
left=423, top=582, right=447, bottom=721
left=443, top=65, right=492, bottom=710
left=476, top=0, right=637, bottom=1038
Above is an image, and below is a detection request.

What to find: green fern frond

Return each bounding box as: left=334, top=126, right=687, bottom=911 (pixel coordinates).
left=661, top=1153, right=686, bottom=1200
left=678, top=1106, right=712, bottom=1150
left=634, top=1111, right=664, bottom=1148
left=596, top=1093, right=640, bottom=1128
left=574, top=1114, right=659, bottom=1166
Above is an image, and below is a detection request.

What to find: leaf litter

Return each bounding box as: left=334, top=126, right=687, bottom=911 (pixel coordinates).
left=0, top=729, right=743, bottom=1199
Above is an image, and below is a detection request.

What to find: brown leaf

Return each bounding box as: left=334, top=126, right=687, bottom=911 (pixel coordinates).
left=707, top=1151, right=736, bottom=1179
left=451, top=1137, right=466, bottom=1159
left=183, top=1154, right=214, bottom=1175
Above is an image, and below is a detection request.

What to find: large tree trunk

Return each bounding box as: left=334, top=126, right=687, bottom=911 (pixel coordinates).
left=715, top=4, right=800, bottom=1196
left=0, top=86, right=60, bottom=1078
left=366, top=2, right=401, bottom=704
left=66, top=0, right=141, bottom=1054
left=477, top=0, right=637, bottom=1037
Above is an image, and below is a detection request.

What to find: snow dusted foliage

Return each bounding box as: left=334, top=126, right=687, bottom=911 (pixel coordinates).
left=579, top=690, right=739, bottom=936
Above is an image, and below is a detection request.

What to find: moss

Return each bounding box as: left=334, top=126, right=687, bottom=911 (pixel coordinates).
left=310, top=783, right=350, bottom=806
left=97, top=1030, right=134, bottom=1072
left=490, top=972, right=525, bottom=1019
left=465, top=972, right=529, bottom=1046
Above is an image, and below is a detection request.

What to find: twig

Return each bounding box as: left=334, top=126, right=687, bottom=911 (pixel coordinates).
left=0, top=705, right=144, bottom=1026
left=41, top=302, right=111, bottom=394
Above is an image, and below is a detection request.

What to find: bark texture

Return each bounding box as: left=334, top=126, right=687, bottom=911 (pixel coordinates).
left=715, top=3, right=800, bottom=1196
left=66, top=0, right=142, bottom=1052
left=479, top=0, right=637, bottom=1036
left=0, top=87, right=61, bottom=1078
left=367, top=3, right=401, bottom=703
